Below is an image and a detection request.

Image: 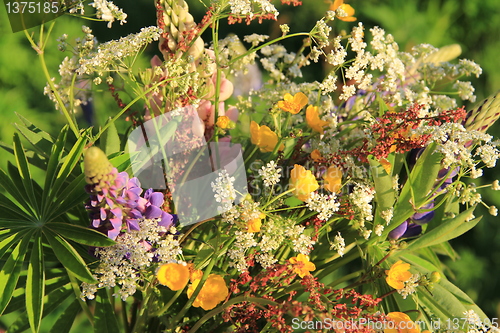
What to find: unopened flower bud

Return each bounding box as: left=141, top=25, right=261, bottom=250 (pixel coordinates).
left=430, top=271, right=441, bottom=283
left=84, top=147, right=114, bottom=185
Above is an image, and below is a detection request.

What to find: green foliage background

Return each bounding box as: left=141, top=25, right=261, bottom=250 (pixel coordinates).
left=0, top=0, right=499, bottom=329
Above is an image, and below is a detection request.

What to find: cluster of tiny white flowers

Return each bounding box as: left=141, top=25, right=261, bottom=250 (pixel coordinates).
left=255, top=252, right=277, bottom=268
left=330, top=232, right=345, bottom=257
left=454, top=80, right=476, bottom=102
left=258, top=160, right=281, bottom=187
left=397, top=273, right=420, bottom=299
left=457, top=183, right=482, bottom=206
left=475, top=142, right=500, bottom=168
left=311, top=19, right=332, bottom=48
left=380, top=208, right=394, bottom=225
left=238, top=199, right=262, bottom=223
left=285, top=224, right=315, bottom=255
left=77, top=26, right=162, bottom=76
left=374, top=224, right=384, bottom=236
left=319, top=74, right=338, bottom=95
left=260, top=44, right=308, bottom=80
left=243, top=33, right=269, bottom=47
left=492, top=180, right=500, bottom=190
left=90, top=0, right=127, bottom=28
left=349, top=183, right=375, bottom=223
left=80, top=220, right=181, bottom=301
left=413, top=123, right=497, bottom=177
left=211, top=169, right=237, bottom=214
left=227, top=230, right=258, bottom=272
left=258, top=219, right=285, bottom=253
left=227, top=0, right=278, bottom=19
left=305, top=192, right=340, bottom=221
left=463, top=309, right=500, bottom=333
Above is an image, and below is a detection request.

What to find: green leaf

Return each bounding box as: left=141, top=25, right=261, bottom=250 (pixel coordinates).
left=46, top=173, right=88, bottom=222
left=26, top=234, right=45, bottom=333
left=7, top=283, right=73, bottom=333
left=384, top=143, right=442, bottom=237
left=0, top=232, right=25, bottom=261
left=0, top=231, right=33, bottom=314
left=14, top=113, right=54, bottom=159
left=13, top=133, right=39, bottom=216
left=0, top=167, right=36, bottom=218
left=94, top=289, right=121, bottom=333
left=101, top=118, right=121, bottom=155
left=368, top=156, right=395, bottom=226
left=41, top=126, right=68, bottom=217
left=48, top=300, right=81, bottom=333
left=43, top=229, right=95, bottom=283
left=49, top=129, right=89, bottom=208
left=285, top=195, right=303, bottom=207
left=48, top=223, right=115, bottom=247
left=405, top=207, right=480, bottom=251
left=109, top=152, right=131, bottom=172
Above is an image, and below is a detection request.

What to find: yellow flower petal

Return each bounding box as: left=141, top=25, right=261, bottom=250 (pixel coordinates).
left=289, top=253, right=316, bottom=278
left=306, top=105, right=330, bottom=133
left=290, top=164, right=319, bottom=201
left=157, top=263, right=190, bottom=291
left=385, top=260, right=412, bottom=290
left=277, top=92, right=308, bottom=114
left=187, top=274, right=229, bottom=310
left=249, top=121, right=283, bottom=153
left=323, top=165, right=342, bottom=193
left=384, top=312, right=421, bottom=333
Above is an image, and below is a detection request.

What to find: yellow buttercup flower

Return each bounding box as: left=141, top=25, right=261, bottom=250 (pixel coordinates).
left=187, top=274, right=229, bottom=310
left=384, top=312, right=421, bottom=333
left=385, top=260, right=412, bottom=289
left=216, top=115, right=231, bottom=129
left=250, top=121, right=284, bottom=153
left=323, top=165, right=342, bottom=193
left=157, top=263, right=190, bottom=291
left=289, top=253, right=316, bottom=278
left=311, top=149, right=322, bottom=162
left=290, top=164, right=319, bottom=201
left=277, top=92, right=308, bottom=114
left=247, top=212, right=265, bottom=232
left=306, top=105, right=330, bottom=134
left=330, top=0, right=356, bottom=22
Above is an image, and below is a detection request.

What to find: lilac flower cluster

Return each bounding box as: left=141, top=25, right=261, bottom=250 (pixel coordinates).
left=85, top=169, right=174, bottom=240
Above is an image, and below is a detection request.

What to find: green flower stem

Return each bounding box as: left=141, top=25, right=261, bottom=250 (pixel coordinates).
left=187, top=296, right=278, bottom=332
left=244, top=145, right=259, bottom=165
left=131, top=282, right=155, bottom=333
left=262, top=188, right=295, bottom=209
left=67, top=271, right=94, bottom=326
left=23, top=23, right=80, bottom=137
left=152, top=289, right=183, bottom=317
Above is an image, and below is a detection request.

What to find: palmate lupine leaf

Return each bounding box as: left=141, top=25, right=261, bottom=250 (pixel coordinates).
left=0, top=121, right=115, bottom=332
left=464, top=90, right=500, bottom=132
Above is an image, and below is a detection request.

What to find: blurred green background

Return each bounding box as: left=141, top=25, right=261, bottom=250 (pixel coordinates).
left=0, top=0, right=499, bottom=328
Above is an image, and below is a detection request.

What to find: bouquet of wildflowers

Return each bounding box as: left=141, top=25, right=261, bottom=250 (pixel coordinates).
left=2, top=0, right=500, bottom=332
